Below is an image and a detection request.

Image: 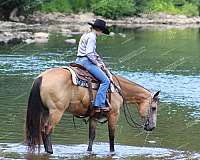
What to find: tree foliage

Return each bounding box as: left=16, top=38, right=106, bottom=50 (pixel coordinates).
left=0, top=0, right=200, bottom=20
left=135, top=0, right=199, bottom=16
left=91, top=0, right=136, bottom=19
left=40, top=0, right=72, bottom=13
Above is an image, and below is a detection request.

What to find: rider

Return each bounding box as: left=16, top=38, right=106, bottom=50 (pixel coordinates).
left=76, top=19, right=112, bottom=112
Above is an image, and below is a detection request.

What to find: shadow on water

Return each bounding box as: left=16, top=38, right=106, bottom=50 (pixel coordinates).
left=0, top=143, right=200, bottom=160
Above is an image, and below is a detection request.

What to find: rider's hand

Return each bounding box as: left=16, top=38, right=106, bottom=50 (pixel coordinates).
left=97, top=63, right=105, bottom=70
left=101, top=65, right=106, bottom=70
left=97, top=63, right=103, bottom=68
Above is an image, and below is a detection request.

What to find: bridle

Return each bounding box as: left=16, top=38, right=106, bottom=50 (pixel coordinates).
left=112, top=75, right=154, bottom=129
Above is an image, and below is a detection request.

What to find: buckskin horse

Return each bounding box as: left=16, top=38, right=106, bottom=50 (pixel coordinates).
left=25, top=66, right=160, bottom=154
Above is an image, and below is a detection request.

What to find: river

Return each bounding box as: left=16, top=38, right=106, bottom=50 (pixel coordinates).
left=0, top=27, right=200, bottom=159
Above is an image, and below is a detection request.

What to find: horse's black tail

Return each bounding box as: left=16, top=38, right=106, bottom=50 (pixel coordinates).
left=25, top=76, right=47, bottom=152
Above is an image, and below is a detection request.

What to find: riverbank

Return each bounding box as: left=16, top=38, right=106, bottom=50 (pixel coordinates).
left=1, top=12, right=200, bottom=45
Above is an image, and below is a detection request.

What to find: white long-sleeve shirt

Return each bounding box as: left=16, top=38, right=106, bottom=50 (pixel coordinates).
left=77, top=31, right=104, bottom=66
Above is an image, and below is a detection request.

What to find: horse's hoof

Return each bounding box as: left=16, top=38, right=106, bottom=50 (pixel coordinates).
left=86, top=150, right=93, bottom=155
left=109, top=151, right=116, bottom=156
left=46, top=149, right=53, bottom=154
left=86, top=150, right=92, bottom=153
left=47, top=151, right=53, bottom=154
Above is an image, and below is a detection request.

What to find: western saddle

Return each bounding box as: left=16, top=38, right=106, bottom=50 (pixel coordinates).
left=69, top=63, right=111, bottom=113
left=69, top=63, right=99, bottom=84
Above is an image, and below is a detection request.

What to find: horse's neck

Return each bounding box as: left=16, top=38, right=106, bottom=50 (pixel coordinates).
left=114, top=75, right=151, bottom=104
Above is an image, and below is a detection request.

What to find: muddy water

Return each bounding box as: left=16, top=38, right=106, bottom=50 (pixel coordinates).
left=0, top=27, right=200, bottom=159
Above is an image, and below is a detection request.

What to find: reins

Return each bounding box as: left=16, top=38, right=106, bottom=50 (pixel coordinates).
left=112, top=74, right=145, bottom=128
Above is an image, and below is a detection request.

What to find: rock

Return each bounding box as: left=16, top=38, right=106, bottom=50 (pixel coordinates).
left=109, top=32, right=115, bottom=37
left=60, top=28, right=71, bottom=34
left=119, top=33, right=126, bottom=38
left=19, top=16, right=25, bottom=22
left=3, top=32, right=13, bottom=37
left=34, top=32, right=49, bottom=38
left=78, top=25, right=90, bottom=33
left=34, top=37, right=48, bottom=43
left=66, top=34, right=73, bottom=38
left=34, top=32, right=49, bottom=43
left=177, top=15, right=187, bottom=19
left=24, top=39, right=35, bottom=44
left=0, top=31, right=33, bottom=44
left=64, top=39, right=76, bottom=45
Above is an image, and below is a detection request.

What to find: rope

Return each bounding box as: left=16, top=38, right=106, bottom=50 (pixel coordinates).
left=72, top=115, right=77, bottom=129
left=112, top=73, right=144, bottom=128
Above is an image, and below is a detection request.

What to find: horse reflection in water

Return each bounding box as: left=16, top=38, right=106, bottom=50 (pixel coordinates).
left=25, top=68, right=160, bottom=154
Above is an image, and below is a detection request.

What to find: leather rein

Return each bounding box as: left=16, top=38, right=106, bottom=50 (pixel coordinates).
left=112, top=74, right=152, bottom=129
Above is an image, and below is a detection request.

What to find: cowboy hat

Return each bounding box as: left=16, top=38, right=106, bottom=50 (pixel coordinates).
left=88, top=19, right=110, bottom=35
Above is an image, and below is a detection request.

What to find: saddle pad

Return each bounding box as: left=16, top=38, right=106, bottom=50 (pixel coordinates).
left=62, top=66, right=115, bottom=92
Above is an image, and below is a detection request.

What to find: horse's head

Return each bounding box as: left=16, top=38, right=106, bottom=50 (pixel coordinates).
left=138, top=91, right=160, bottom=131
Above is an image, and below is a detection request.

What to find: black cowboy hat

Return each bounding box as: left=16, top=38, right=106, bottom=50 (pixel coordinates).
left=88, top=19, right=110, bottom=35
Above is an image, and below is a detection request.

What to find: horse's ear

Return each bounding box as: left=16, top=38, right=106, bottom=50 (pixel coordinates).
left=153, top=91, right=160, bottom=99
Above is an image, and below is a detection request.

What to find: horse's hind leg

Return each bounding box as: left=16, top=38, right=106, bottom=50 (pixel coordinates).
left=42, top=131, right=53, bottom=154
left=42, top=109, right=64, bottom=154
left=87, top=118, right=97, bottom=152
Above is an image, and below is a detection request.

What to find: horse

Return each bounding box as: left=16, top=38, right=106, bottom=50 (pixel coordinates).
left=25, top=67, right=160, bottom=154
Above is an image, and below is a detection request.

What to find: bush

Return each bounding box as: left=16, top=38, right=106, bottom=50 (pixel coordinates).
left=180, top=2, right=198, bottom=16
left=40, top=0, right=92, bottom=13
left=40, top=0, right=72, bottom=12
left=68, top=0, right=91, bottom=12
left=91, top=0, right=136, bottom=19
left=145, top=0, right=178, bottom=13
left=143, top=0, right=198, bottom=16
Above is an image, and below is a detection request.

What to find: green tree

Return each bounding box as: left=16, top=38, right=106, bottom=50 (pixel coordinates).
left=134, top=0, right=148, bottom=13
left=40, top=0, right=72, bottom=13
left=68, top=0, right=91, bottom=12
left=91, top=0, right=136, bottom=19
left=187, top=0, right=200, bottom=15
left=0, top=0, right=47, bottom=20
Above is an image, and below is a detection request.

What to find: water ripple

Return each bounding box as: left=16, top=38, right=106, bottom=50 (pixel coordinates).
left=1, top=143, right=200, bottom=160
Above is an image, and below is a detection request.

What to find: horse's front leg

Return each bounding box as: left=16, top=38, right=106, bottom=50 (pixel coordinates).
left=108, top=114, right=119, bottom=153
left=87, top=118, right=97, bottom=152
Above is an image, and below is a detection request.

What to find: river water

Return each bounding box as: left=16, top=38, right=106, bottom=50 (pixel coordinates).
left=0, top=27, right=200, bottom=159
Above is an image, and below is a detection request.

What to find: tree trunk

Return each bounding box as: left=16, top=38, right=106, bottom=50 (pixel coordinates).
left=9, top=7, right=19, bottom=22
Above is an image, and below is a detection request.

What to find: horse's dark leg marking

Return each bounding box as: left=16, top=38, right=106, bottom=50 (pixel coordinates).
left=108, top=116, right=117, bottom=153
left=87, top=118, right=97, bottom=152
left=108, top=125, right=115, bottom=152
left=42, top=132, right=53, bottom=154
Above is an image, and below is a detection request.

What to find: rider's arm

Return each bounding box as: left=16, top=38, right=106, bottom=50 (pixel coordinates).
left=86, top=36, right=100, bottom=66
left=96, top=53, right=105, bottom=67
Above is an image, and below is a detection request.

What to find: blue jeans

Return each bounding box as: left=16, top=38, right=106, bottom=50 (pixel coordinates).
left=76, top=57, right=110, bottom=108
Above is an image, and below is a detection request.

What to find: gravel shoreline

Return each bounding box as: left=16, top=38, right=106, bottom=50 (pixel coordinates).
left=1, top=12, right=200, bottom=45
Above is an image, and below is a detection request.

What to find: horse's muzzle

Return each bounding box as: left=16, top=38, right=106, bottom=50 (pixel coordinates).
left=144, top=125, right=155, bottom=131
left=144, top=119, right=156, bottom=131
